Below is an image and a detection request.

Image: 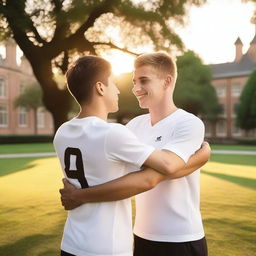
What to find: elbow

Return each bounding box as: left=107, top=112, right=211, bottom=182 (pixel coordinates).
left=202, top=151, right=211, bottom=166
left=143, top=178, right=158, bottom=191
left=164, top=162, right=184, bottom=176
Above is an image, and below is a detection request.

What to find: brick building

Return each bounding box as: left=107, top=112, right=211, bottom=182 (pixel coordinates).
left=207, top=32, right=256, bottom=138
left=0, top=40, right=53, bottom=135
left=1, top=35, right=256, bottom=138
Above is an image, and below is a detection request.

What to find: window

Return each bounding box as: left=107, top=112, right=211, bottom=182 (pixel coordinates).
left=220, top=104, right=226, bottom=116
left=232, top=82, right=242, bottom=97
left=233, top=103, right=239, bottom=116
left=216, top=120, right=226, bottom=136
left=37, top=108, right=45, bottom=128
left=0, top=105, right=8, bottom=127
left=0, top=78, right=6, bottom=98
left=203, top=120, right=211, bottom=137
left=232, top=120, right=241, bottom=136
left=216, top=84, right=226, bottom=98
left=19, top=107, right=28, bottom=127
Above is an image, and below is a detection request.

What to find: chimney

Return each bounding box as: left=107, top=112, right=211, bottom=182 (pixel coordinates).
left=5, top=39, right=17, bottom=67
left=247, top=30, right=256, bottom=61
left=234, top=37, right=243, bottom=62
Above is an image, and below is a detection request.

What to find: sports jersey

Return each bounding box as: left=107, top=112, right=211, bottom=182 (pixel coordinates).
left=54, top=116, right=154, bottom=256
left=126, top=109, right=205, bottom=243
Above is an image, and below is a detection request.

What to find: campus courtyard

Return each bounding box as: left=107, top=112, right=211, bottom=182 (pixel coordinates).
left=0, top=143, right=255, bottom=256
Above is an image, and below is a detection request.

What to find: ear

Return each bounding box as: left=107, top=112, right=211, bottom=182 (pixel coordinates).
left=95, top=82, right=105, bottom=96
left=164, top=75, right=173, bottom=89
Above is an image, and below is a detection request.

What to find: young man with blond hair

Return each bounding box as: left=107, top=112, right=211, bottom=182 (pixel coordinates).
left=57, top=53, right=209, bottom=256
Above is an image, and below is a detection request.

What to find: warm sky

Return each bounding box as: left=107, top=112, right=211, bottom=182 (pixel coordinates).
left=106, top=0, right=256, bottom=74
left=178, top=0, right=255, bottom=65
left=1, top=0, right=255, bottom=75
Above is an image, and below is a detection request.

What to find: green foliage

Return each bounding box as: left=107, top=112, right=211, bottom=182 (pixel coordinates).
left=236, top=69, right=256, bottom=130
left=0, top=0, right=207, bottom=130
left=174, top=51, right=221, bottom=119
left=14, top=83, right=43, bottom=110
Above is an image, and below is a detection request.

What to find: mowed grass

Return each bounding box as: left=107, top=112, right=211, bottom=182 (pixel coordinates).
left=211, top=144, right=256, bottom=151
left=1, top=142, right=255, bottom=155
left=0, top=143, right=54, bottom=154
left=0, top=157, right=65, bottom=256
left=0, top=154, right=256, bottom=256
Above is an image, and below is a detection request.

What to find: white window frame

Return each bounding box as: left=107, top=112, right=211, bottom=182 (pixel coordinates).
left=216, top=119, right=227, bottom=137
left=18, top=107, right=28, bottom=127
left=0, top=78, right=6, bottom=98
left=232, top=120, right=242, bottom=137
left=0, top=104, right=8, bottom=127
left=216, top=84, right=226, bottom=98
left=37, top=107, right=45, bottom=128
left=232, top=82, right=242, bottom=97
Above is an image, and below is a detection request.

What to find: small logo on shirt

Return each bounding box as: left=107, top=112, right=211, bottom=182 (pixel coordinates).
left=155, top=136, right=162, bottom=142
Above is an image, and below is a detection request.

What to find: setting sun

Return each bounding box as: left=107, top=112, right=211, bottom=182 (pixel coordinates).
left=102, top=50, right=136, bottom=75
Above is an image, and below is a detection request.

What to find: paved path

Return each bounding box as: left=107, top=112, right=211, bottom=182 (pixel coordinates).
left=0, top=152, right=56, bottom=159
left=212, top=150, right=256, bottom=155
left=0, top=150, right=256, bottom=159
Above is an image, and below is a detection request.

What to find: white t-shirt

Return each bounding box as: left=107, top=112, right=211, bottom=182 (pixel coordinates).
left=126, top=109, right=205, bottom=242
left=53, top=116, right=154, bottom=256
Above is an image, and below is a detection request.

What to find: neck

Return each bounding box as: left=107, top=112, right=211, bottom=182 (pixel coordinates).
left=149, top=100, right=177, bottom=125
left=77, top=101, right=108, bottom=121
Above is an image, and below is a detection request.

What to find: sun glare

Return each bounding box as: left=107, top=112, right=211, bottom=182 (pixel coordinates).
left=102, top=50, right=136, bottom=75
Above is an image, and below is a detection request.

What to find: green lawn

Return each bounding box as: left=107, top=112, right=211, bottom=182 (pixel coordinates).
left=0, top=143, right=54, bottom=154
left=0, top=154, right=255, bottom=256
left=211, top=144, right=256, bottom=151
left=0, top=143, right=255, bottom=155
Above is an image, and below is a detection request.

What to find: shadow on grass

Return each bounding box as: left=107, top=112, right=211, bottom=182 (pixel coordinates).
left=204, top=218, right=256, bottom=239
left=0, top=234, right=57, bottom=256
left=38, top=249, right=59, bottom=256
left=0, top=158, right=37, bottom=177
left=210, top=154, right=256, bottom=166
left=201, top=170, right=256, bottom=190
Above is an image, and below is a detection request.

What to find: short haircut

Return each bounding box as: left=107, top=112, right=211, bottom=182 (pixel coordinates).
left=66, top=55, right=112, bottom=104
left=134, top=52, right=177, bottom=80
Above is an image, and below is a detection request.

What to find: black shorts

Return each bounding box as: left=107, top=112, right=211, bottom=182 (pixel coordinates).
left=60, top=250, right=75, bottom=256
left=134, top=235, right=208, bottom=256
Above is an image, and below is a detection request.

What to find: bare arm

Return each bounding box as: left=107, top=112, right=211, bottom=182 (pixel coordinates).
left=60, top=168, right=166, bottom=209
left=169, top=141, right=211, bottom=179
left=60, top=142, right=211, bottom=209
left=142, top=141, right=210, bottom=176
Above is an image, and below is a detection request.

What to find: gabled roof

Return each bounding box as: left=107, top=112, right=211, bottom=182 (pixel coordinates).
left=210, top=53, right=256, bottom=79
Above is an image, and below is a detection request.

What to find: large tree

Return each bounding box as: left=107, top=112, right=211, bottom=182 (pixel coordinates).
left=174, top=51, right=221, bottom=119
left=236, top=69, right=256, bottom=133
left=0, top=0, right=206, bottom=132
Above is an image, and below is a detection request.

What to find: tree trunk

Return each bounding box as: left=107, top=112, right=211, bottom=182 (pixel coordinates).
left=30, top=58, right=73, bottom=133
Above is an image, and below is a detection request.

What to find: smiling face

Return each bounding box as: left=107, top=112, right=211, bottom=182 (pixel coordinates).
left=132, top=65, right=169, bottom=109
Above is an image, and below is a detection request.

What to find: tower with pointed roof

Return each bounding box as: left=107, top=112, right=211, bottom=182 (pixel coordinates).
left=234, top=37, right=243, bottom=62
left=207, top=30, right=256, bottom=139
left=247, top=30, right=256, bottom=61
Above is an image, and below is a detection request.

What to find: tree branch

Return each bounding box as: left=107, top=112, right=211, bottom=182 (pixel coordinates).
left=69, top=0, right=118, bottom=41
left=47, top=0, right=118, bottom=58
left=91, top=42, right=140, bottom=56
left=51, top=0, right=63, bottom=12
left=28, top=21, right=47, bottom=45
left=4, top=0, right=41, bottom=60
left=54, top=50, right=69, bottom=74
